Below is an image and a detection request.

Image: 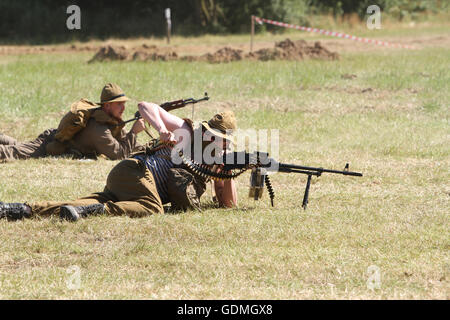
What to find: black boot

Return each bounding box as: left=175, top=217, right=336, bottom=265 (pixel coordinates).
left=59, top=203, right=105, bottom=221
left=0, top=202, right=31, bottom=220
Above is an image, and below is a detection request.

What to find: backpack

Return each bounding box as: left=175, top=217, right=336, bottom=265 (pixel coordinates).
left=55, top=98, right=99, bottom=142
left=46, top=99, right=100, bottom=156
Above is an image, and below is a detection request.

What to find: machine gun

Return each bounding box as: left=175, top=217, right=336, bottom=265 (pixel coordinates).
left=123, top=92, right=209, bottom=125
left=178, top=151, right=363, bottom=210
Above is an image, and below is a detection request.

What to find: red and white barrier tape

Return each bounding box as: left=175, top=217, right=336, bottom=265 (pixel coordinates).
left=254, top=16, right=414, bottom=49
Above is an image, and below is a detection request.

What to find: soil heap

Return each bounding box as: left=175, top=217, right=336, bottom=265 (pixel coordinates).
left=247, top=39, right=339, bottom=61
left=88, top=38, right=338, bottom=63
left=88, top=44, right=177, bottom=63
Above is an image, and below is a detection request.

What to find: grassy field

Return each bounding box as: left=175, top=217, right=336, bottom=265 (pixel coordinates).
left=0, top=24, right=449, bottom=299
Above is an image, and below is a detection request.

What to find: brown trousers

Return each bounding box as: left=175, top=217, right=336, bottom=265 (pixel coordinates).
left=0, top=129, right=56, bottom=161
left=29, top=158, right=164, bottom=218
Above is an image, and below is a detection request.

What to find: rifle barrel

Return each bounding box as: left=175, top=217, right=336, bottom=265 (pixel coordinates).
left=279, top=163, right=363, bottom=176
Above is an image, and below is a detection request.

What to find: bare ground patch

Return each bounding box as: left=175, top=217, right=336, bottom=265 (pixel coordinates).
left=88, top=38, right=339, bottom=63
left=1, top=32, right=448, bottom=58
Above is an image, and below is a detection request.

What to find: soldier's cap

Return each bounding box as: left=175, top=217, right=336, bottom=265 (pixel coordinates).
left=201, top=110, right=236, bottom=142
left=98, top=83, right=130, bottom=105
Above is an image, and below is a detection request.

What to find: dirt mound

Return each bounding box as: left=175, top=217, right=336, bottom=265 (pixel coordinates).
left=293, top=40, right=339, bottom=60
left=192, top=38, right=338, bottom=62
left=132, top=44, right=178, bottom=61
left=88, top=45, right=129, bottom=62
left=247, top=47, right=289, bottom=61
left=132, top=50, right=178, bottom=62
left=247, top=38, right=338, bottom=61
left=202, top=47, right=245, bottom=63
left=88, top=38, right=338, bottom=63
left=89, top=44, right=177, bottom=63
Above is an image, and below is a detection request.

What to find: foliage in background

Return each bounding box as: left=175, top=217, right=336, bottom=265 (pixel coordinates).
left=0, top=0, right=448, bottom=44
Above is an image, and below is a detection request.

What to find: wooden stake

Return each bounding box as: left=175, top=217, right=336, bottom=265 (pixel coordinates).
left=167, top=23, right=171, bottom=44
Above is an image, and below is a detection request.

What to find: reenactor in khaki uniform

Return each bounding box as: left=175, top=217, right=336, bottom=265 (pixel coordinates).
left=0, top=104, right=238, bottom=221
left=0, top=83, right=145, bottom=161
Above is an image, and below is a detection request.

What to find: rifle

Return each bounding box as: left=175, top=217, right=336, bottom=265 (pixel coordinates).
left=123, top=92, right=209, bottom=125
left=178, top=151, right=363, bottom=210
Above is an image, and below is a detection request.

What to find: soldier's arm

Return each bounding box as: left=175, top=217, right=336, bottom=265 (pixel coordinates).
left=91, top=124, right=137, bottom=160
left=214, top=179, right=238, bottom=208
left=138, top=101, right=185, bottom=133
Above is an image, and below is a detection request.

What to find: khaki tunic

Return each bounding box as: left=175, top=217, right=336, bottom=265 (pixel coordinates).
left=0, top=111, right=140, bottom=161
left=68, top=117, right=138, bottom=160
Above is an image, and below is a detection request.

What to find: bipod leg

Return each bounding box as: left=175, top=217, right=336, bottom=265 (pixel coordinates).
left=302, top=174, right=313, bottom=210
left=265, top=175, right=274, bottom=207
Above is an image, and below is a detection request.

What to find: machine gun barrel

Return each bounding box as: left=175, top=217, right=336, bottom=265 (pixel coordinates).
left=219, top=151, right=363, bottom=210
left=220, top=152, right=363, bottom=177
left=278, top=162, right=363, bottom=209
left=278, top=163, right=363, bottom=177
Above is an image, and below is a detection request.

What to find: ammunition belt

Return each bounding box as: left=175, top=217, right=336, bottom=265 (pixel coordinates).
left=178, top=150, right=250, bottom=181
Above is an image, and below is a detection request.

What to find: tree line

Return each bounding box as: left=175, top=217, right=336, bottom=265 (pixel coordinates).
left=0, top=0, right=446, bottom=44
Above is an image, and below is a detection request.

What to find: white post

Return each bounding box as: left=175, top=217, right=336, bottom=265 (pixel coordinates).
left=165, top=8, right=171, bottom=44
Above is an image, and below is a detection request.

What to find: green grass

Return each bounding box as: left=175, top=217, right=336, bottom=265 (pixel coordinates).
left=0, top=29, right=449, bottom=299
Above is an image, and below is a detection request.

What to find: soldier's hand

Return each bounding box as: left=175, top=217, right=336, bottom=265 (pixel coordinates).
left=159, top=129, right=177, bottom=145
left=131, top=119, right=146, bottom=134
